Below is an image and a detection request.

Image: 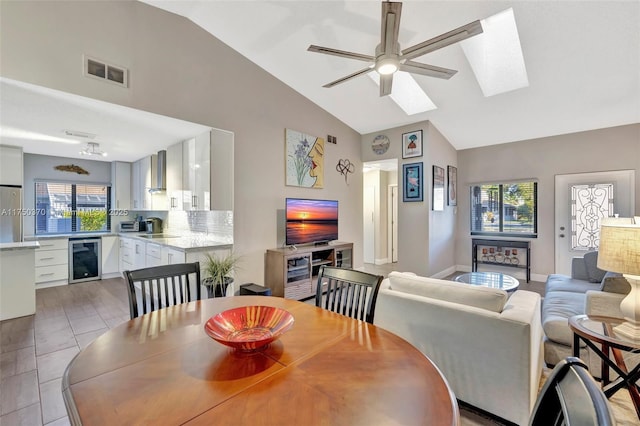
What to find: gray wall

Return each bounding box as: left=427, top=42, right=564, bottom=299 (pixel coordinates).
left=362, top=120, right=458, bottom=277
left=457, top=123, right=640, bottom=276
left=1, top=1, right=363, bottom=285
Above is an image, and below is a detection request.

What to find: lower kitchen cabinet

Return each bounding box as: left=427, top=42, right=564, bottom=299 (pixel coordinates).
left=101, top=235, right=119, bottom=276
left=35, top=238, right=68, bottom=286
left=162, top=247, right=186, bottom=264
left=146, top=243, right=163, bottom=267
left=119, top=237, right=134, bottom=273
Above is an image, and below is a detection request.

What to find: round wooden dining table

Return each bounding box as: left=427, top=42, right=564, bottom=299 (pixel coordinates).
left=62, top=296, right=459, bottom=425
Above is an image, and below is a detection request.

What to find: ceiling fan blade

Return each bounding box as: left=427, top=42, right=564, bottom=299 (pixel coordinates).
left=381, top=1, right=402, bottom=54
left=400, top=20, right=483, bottom=61
left=323, top=66, right=374, bottom=88
left=380, top=74, right=393, bottom=96
left=400, top=61, right=457, bottom=79
left=308, top=45, right=375, bottom=62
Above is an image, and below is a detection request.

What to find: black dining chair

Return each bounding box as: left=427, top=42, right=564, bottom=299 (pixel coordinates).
left=529, top=357, right=616, bottom=426
left=124, top=262, right=202, bottom=319
left=315, top=266, right=384, bottom=324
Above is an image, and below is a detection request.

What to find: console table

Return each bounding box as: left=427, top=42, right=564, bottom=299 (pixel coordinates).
left=265, top=242, right=353, bottom=300
left=471, top=238, right=531, bottom=283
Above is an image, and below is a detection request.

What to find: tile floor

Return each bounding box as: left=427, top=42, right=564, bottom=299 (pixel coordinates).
left=1, top=278, right=130, bottom=425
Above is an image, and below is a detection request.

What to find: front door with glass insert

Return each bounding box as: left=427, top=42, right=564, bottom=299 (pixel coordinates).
left=554, top=170, right=635, bottom=275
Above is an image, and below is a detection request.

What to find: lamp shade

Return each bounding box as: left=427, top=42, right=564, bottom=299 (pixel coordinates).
left=597, top=220, right=640, bottom=276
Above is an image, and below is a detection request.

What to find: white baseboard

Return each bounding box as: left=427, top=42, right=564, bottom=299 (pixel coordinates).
left=374, top=258, right=389, bottom=265
left=431, top=265, right=458, bottom=279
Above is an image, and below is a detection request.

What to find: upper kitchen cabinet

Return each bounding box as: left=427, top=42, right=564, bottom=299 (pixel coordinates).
left=111, top=161, right=131, bottom=211
left=131, top=156, right=153, bottom=210
left=210, top=128, right=234, bottom=211
left=0, top=145, right=23, bottom=186
left=166, top=142, right=183, bottom=211
left=182, top=132, right=210, bottom=211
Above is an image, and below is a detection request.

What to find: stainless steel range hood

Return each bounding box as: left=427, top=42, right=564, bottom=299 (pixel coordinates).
left=149, top=150, right=166, bottom=193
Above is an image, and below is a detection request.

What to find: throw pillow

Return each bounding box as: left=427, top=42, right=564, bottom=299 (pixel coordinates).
left=583, top=251, right=606, bottom=283
left=600, top=271, right=631, bottom=294
left=388, top=272, right=508, bottom=313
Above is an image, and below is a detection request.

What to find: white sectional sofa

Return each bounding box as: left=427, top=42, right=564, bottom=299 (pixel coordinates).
left=374, top=272, right=544, bottom=426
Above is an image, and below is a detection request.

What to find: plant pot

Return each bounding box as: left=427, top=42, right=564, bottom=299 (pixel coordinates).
left=203, top=276, right=234, bottom=298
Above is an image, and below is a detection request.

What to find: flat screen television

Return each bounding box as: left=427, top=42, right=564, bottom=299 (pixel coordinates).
left=286, top=198, right=338, bottom=246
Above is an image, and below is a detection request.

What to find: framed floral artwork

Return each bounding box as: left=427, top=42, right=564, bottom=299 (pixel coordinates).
left=285, top=128, right=324, bottom=188
left=402, top=130, right=423, bottom=159
left=402, top=162, right=423, bottom=202
left=433, top=165, right=445, bottom=211
left=447, top=165, right=457, bottom=206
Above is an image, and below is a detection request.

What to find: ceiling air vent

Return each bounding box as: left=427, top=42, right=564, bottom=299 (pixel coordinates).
left=83, top=55, right=128, bottom=88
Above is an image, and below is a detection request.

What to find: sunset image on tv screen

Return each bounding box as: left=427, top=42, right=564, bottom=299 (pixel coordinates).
left=286, top=198, right=338, bottom=245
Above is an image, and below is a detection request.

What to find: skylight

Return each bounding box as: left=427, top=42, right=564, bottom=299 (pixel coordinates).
left=460, top=8, right=529, bottom=97
left=369, top=72, right=437, bottom=115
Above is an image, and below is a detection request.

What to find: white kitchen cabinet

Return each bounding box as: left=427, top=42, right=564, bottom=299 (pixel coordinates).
left=166, top=142, right=183, bottom=211
left=182, top=132, right=210, bottom=211
left=119, top=237, right=134, bottom=272
left=131, top=156, right=153, bottom=210
left=161, top=246, right=186, bottom=265
left=35, top=238, right=68, bottom=285
left=210, top=128, right=234, bottom=211
left=101, top=235, right=119, bottom=275
left=111, top=161, right=131, bottom=211
left=131, top=160, right=141, bottom=210
left=133, top=239, right=146, bottom=269
left=145, top=243, right=162, bottom=267
left=1, top=246, right=36, bottom=320
left=0, top=145, right=23, bottom=186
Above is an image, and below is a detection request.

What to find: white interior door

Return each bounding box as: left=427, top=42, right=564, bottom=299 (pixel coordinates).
left=363, top=186, right=375, bottom=264
left=388, top=185, right=398, bottom=263
left=554, top=170, right=635, bottom=275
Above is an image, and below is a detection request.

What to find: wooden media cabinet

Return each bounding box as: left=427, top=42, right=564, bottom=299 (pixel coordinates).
left=265, top=242, right=353, bottom=300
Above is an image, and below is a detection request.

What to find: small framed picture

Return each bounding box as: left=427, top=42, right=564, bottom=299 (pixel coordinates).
left=447, top=165, right=457, bottom=206
left=402, top=130, right=423, bottom=159
left=432, top=165, right=445, bottom=211
left=403, top=162, right=423, bottom=202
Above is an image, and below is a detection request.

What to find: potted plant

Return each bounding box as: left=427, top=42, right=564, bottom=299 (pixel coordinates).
left=202, top=251, right=240, bottom=298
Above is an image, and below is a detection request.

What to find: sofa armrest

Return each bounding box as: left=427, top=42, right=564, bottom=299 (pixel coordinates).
left=571, top=256, right=589, bottom=281
left=585, top=290, right=625, bottom=319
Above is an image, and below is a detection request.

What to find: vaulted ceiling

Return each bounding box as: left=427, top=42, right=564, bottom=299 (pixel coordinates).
left=143, top=0, right=640, bottom=150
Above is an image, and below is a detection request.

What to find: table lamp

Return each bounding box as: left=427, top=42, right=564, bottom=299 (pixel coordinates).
left=597, top=217, right=640, bottom=339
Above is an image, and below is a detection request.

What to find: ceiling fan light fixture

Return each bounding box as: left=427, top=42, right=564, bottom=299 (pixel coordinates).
left=376, top=58, right=399, bottom=75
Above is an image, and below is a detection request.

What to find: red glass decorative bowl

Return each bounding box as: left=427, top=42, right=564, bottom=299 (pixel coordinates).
left=204, top=306, right=294, bottom=352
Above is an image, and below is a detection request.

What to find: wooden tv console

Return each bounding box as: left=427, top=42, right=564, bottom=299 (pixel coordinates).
left=265, top=242, right=353, bottom=300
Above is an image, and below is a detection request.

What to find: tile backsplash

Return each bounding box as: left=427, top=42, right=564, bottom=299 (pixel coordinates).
left=166, top=210, right=233, bottom=242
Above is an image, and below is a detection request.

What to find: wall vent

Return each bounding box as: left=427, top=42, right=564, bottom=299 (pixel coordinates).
left=83, top=55, right=128, bottom=88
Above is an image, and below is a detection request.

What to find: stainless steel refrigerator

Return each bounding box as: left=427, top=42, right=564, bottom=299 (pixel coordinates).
left=0, top=185, right=23, bottom=243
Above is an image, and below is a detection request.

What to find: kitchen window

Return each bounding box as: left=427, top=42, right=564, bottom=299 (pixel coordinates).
left=470, top=181, right=537, bottom=237
left=35, top=182, right=111, bottom=234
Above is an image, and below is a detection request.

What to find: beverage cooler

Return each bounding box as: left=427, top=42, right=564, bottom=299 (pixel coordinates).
left=69, top=237, right=102, bottom=283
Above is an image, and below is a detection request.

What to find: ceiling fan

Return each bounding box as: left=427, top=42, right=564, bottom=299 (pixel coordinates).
left=308, top=1, right=483, bottom=97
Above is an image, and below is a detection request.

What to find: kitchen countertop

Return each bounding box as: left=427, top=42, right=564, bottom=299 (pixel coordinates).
left=24, top=233, right=117, bottom=241
left=118, top=233, right=232, bottom=252
left=22, top=232, right=232, bottom=252
left=0, top=241, right=40, bottom=251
